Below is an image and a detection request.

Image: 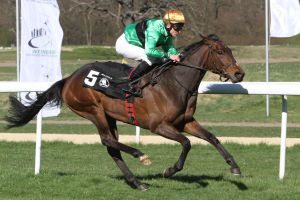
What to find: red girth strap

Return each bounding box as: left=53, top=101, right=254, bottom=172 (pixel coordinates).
left=125, top=93, right=138, bottom=125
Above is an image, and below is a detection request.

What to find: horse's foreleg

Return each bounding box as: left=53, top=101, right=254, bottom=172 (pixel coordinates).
left=184, top=119, right=241, bottom=175
left=107, top=146, right=148, bottom=191
left=155, top=121, right=191, bottom=178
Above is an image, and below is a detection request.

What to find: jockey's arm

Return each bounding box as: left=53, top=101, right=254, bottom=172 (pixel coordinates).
left=162, top=37, right=179, bottom=58
left=162, top=37, right=180, bottom=62
left=144, top=33, right=166, bottom=59
left=144, top=26, right=179, bottom=61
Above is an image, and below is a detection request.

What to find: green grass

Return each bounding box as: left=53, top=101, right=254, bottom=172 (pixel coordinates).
left=0, top=142, right=300, bottom=200
left=241, top=62, right=300, bottom=82
left=61, top=46, right=122, bottom=60
left=196, top=95, right=300, bottom=122
left=0, top=49, right=17, bottom=61
left=0, top=46, right=122, bottom=62
left=232, top=45, right=300, bottom=61
left=0, top=66, right=17, bottom=81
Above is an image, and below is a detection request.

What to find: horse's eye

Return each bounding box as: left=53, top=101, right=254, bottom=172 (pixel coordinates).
left=217, top=50, right=224, bottom=55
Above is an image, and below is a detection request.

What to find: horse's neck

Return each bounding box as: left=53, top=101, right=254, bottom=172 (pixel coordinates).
left=166, top=63, right=206, bottom=97
left=169, top=47, right=208, bottom=94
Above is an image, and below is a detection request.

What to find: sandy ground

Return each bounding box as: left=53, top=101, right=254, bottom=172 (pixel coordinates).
left=1, top=133, right=300, bottom=147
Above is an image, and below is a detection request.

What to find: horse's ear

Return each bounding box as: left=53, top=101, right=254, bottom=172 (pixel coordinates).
left=199, top=33, right=209, bottom=44
left=199, top=33, right=206, bottom=39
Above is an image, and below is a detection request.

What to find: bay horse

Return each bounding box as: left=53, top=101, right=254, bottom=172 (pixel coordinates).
left=5, top=34, right=245, bottom=190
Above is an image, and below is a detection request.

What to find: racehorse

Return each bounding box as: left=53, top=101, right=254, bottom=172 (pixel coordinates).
left=5, top=34, right=245, bottom=190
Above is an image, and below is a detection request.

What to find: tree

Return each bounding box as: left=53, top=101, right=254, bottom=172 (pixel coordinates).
left=0, top=0, right=16, bottom=46
left=67, top=0, right=184, bottom=45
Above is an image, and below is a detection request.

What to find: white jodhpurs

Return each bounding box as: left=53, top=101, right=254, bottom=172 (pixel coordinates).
left=115, top=34, right=159, bottom=65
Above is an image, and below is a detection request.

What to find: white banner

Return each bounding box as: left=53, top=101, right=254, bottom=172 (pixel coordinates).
left=270, top=0, right=300, bottom=37
left=20, top=0, right=63, bottom=117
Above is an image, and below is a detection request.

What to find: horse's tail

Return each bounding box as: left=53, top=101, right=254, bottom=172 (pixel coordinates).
left=5, top=78, right=67, bottom=129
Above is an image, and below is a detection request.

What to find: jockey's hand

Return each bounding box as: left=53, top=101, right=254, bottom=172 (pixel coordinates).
left=170, top=54, right=181, bottom=62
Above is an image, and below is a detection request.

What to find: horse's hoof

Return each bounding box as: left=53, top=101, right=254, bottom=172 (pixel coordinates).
left=162, top=167, right=173, bottom=178
left=139, top=155, right=152, bottom=166
left=162, top=169, right=168, bottom=178
left=231, top=167, right=241, bottom=175
left=137, top=183, right=148, bottom=191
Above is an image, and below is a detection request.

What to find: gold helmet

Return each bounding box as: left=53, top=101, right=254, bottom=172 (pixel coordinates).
left=163, top=9, right=185, bottom=24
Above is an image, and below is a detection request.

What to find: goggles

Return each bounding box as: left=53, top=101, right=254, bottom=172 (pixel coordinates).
left=171, top=23, right=184, bottom=32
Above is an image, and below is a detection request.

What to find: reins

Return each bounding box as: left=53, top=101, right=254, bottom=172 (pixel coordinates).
left=128, top=39, right=234, bottom=92
left=176, top=61, right=207, bottom=71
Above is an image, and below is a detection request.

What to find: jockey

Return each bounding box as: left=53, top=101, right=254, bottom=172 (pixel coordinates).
left=115, top=9, right=185, bottom=96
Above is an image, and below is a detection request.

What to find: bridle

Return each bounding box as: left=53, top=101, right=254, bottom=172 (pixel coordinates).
left=178, top=42, right=237, bottom=82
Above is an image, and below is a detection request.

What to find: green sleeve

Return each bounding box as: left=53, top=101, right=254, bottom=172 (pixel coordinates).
left=144, top=29, right=166, bottom=58
left=162, top=37, right=179, bottom=58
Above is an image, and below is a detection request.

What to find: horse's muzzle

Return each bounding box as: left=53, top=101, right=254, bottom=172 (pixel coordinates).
left=228, top=71, right=245, bottom=83
left=234, top=72, right=245, bottom=82
left=224, top=63, right=245, bottom=83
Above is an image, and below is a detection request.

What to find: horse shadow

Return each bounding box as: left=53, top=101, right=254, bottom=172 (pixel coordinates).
left=114, top=173, right=248, bottom=190
left=204, top=83, right=249, bottom=94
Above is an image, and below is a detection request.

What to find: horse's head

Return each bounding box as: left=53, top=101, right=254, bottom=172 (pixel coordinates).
left=200, top=34, right=245, bottom=83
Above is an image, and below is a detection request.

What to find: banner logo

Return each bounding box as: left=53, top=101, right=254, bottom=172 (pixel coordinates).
left=28, top=21, right=51, bottom=48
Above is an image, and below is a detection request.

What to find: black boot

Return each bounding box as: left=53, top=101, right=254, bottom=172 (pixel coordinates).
left=123, top=61, right=152, bottom=97
left=129, top=61, right=152, bottom=82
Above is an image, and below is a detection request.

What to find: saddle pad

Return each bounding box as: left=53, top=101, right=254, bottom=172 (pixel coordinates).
left=82, top=61, right=133, bottom=100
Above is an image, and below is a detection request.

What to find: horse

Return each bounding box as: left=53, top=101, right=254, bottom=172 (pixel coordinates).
left=5, top=34, right=245, bottom=190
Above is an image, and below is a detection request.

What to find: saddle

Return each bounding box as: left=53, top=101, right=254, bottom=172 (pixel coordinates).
left=82, top=61, right=171, bottom=100
left=82, top=61, right=133, bottom=100
left=82, top=60, right=171, bottom=125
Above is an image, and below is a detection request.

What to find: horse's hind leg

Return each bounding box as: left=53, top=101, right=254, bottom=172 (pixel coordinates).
left=107, top=146, right=148, bottom=191
left=184, top=119, right=241, bottom=175
left=68, top=107, right=150, bottom=165
left=98, top=116, right=150, bottom=190
left=104, top=115, right=151, bottom=165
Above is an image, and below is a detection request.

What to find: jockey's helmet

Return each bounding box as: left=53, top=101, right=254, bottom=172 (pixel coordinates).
left=163, top=9, right=185, bottom=24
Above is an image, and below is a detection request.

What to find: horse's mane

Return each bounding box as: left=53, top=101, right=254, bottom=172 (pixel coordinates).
left=182, top=34, right=220, bottom=56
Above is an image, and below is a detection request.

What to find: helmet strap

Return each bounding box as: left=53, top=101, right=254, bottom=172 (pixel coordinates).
left=165, top=23, right=172, bottom=36
left=167, top=12, right=173, bottom=35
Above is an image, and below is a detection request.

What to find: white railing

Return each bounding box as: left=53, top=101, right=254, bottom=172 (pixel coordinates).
left=1, top=81, right=300, bottom=179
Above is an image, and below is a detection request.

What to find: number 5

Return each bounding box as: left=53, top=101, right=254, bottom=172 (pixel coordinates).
left=84, top=70, right=100, bottom=86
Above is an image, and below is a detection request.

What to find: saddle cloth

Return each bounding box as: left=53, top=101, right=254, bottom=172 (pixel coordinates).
left=82, top=61, right=133, bottom=100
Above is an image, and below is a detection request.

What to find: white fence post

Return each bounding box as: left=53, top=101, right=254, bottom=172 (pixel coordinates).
left=279, top=95, right=288, bottom=179
left=35, top=111, right=43, bottom=175
left=136, top=126, right=140, bottom=144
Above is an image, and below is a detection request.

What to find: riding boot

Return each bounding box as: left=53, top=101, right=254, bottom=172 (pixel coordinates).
left=123, top=61, right=152, bottom=97
left=129, top=61, right=152, bottom=81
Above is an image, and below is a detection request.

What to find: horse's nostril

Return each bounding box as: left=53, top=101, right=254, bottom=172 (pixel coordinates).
left=235, top=72, right=244, bottom=80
